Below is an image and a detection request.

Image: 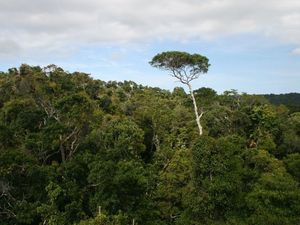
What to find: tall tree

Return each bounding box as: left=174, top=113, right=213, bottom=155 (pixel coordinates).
left=149, top=51, right=210, bottom=136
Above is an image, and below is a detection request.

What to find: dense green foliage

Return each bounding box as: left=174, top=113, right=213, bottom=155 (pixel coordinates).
left=0, top=64, right=299, bottom=225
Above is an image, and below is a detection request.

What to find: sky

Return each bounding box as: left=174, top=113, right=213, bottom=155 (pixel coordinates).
left=0, top=0, right=300, bottom=94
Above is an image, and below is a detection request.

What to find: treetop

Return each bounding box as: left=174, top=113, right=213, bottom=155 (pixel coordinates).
left=149, top=51, right=210, bottom=74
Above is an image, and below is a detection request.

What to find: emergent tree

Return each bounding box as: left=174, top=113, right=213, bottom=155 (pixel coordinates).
left=150, top=51, right=210, bottom=136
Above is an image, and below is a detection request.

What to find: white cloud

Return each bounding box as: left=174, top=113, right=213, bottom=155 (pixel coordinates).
left=292, top=48, right=300, bottom=55
left=1, top=0, right=300, bottom=56
left=0, top=39, right=22, bottom=55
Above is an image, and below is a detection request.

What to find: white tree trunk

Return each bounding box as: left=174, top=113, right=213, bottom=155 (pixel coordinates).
left=187, top=83, right=203, bottom=136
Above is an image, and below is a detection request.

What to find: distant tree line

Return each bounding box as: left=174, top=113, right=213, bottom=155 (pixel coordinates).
left=262, top=93, right=300, bottom=113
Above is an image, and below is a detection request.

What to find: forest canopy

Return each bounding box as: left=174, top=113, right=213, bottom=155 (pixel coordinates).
left=0, top=64, right=299, bottom=225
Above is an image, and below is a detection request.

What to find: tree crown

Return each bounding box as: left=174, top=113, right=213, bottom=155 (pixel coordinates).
left=149, top=51, right=210, bottom=84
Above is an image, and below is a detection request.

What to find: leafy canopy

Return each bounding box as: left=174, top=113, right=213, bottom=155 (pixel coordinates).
left=149, top=51, right=210, bottom=84
left=1, top=64, right=300, bottom=225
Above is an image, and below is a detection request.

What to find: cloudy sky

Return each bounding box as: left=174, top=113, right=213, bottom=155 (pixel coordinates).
left=1, top=0, right=300, bottom=93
